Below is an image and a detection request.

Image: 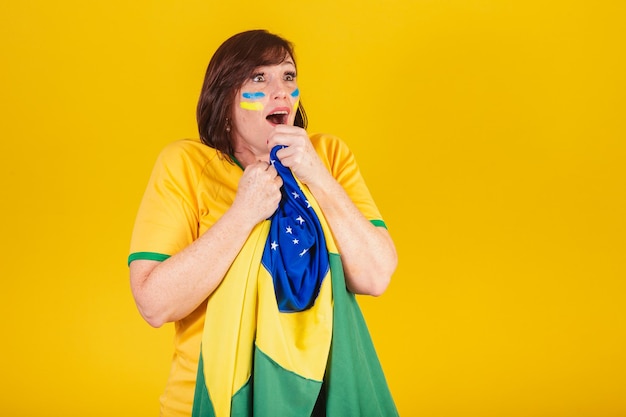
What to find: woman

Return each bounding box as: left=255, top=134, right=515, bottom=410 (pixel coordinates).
left=129, top=29, right=398, bottom=417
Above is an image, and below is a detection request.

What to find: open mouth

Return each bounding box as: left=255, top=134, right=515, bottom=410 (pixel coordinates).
left=266, top=110, right=288, bottom=125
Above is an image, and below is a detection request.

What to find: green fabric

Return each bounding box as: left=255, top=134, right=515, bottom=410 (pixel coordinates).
left=370, top=219, right=388, bottom=229
left=193, top=346, right=323, bottom=417
left=192, top=352, right=216, bottom=417
left=326, top=253, right=399, bottom=417
left=251, top=347, right=322, bottom=416
left=127, top=251, right=170, bottom=265
left=231, top=379, right=252, bottom=417
left=191, top=252, right=398, bottom=416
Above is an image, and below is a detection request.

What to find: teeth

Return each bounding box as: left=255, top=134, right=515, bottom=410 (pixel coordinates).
left=270, top=111, right=288, bottom=115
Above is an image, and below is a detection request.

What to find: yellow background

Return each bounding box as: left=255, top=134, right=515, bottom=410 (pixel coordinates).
left=1, top=0, right=624, bottom=416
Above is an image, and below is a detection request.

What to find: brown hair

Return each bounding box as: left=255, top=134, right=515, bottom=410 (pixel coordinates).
left=196, top=29, right=308, bottom=158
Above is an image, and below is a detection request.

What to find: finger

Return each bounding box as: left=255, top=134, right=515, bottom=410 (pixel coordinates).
left=274, top=124, right=303, bottom=134
left=275, top=146, right=298, bottom=164
left=266, top=163, right=277, bottom=175
left=251, top=160, right=270, bottom=171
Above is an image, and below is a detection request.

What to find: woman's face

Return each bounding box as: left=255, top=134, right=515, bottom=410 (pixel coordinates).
left=231, top=56, right=300, bottom=157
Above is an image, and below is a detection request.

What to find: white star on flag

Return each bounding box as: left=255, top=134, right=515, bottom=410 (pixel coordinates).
left=299, top=249, right=308, bottom=257
left=296, top=216, right=305, bottom=225
left=292, top=191, right=300, bottom=199
left=305, top=200, right=311, bottom=208
left=285, top=226, right=293, bottom=234
left=292, top=238, right=299, bottom=244
left=271, top=241, right=279, bottom=250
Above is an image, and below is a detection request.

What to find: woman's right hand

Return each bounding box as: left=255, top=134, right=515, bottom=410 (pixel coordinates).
left=232, top=160, right=283, bottom=224
left=130, top=160, right=283, bottom=328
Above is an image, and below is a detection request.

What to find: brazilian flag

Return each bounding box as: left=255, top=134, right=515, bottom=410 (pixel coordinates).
left=192, top=147, right=398, bottom=417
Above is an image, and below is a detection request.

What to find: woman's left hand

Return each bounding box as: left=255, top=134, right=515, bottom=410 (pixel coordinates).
left=267, top=125, right=330, bottom=187
left=268, top=125, right=397, bottom=296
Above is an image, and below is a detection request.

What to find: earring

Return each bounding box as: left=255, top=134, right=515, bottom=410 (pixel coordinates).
left=225, top=117, right=231, bottom=133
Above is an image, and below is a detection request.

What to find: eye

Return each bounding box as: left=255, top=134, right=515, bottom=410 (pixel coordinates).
left=252, top=73, right=265, bottom=82
left=284, top=71, right=297, bottom=81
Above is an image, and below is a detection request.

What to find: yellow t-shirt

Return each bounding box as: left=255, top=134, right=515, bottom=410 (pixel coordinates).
left=129, top=133, right=385, bottom=417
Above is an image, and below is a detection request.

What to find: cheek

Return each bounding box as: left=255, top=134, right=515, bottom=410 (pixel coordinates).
left=242, top=91, right=266, bottom=100
left=240, top=102, right=264, bottom=111
left=240, top=91, right=266, bottom=112
left=290, top=88, right=300, bottom=113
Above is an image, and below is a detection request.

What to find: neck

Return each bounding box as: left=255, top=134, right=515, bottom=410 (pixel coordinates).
left=233, top=147, right=269, bottom=168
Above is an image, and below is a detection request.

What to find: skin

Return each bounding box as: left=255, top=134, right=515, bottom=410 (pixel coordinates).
left=130, top=56, right=398, bottom=328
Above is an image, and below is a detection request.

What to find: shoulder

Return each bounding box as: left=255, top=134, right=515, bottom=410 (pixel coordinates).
left=309, top=132, right=349, bottom=152
left=157, top=138, right=218, bottom=165
left=308, top=132, right=358, bottom=170
left=152, top=138, right=223, bottom=177
left=308, top=132, right=354, bottom=163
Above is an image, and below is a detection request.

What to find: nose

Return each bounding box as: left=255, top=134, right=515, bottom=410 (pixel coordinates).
left=270, top=78, right=288, bottom=100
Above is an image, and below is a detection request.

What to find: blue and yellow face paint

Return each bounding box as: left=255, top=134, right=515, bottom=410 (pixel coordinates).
left=291, top=88, right=300, bottom=112
left=240, top=91, right=265, bottom=111
left=240, top=89, right=300, bottom=112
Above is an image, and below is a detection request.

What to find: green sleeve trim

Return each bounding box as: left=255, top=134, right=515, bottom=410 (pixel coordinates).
left=370, top=219, right=388, bottom=229
left=127, top=252, right=171, bottom=266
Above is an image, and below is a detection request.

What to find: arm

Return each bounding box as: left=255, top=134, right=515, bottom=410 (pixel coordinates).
left=269, top=126, right=398, bottom=296
left=306, top=173, right=397, bottom=296
left=130, top=160, right=283, bottom=328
